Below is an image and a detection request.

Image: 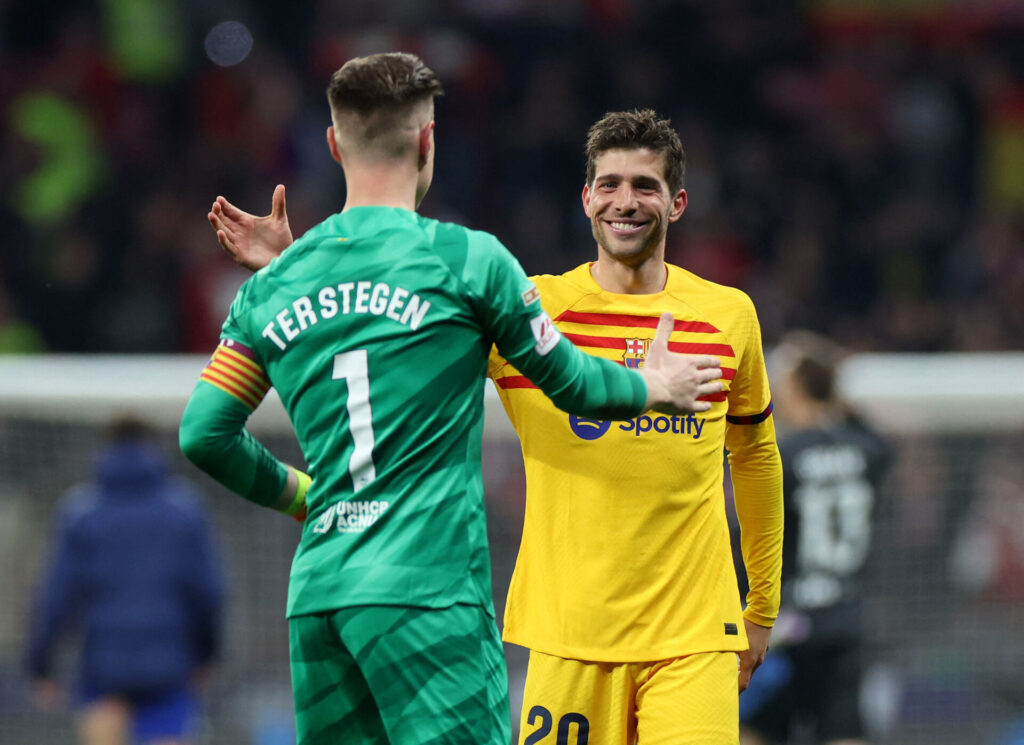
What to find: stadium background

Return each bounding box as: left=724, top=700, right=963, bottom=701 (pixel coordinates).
left=1, top=0, right=1022, bottom=743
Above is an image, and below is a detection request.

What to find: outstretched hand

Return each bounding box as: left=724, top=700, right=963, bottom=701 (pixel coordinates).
left=208, top=184, right=293, bottom=272
left=640, top=313, right=723, bottom=415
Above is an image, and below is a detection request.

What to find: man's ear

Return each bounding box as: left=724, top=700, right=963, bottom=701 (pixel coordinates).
left=326, top=126, right=343, bottom=166
left=668, top=188, right=688, bottom=223
left=418, top=120, right=435, bottom=169
left=582, top=183, right=593, bottom=218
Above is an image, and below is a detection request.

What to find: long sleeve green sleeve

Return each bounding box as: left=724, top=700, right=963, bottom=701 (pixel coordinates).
left=464, top=230, right=648, bottom=421
left=179, top=381, right=289, bottom=508
left=504, top=331, right=649, bottom=421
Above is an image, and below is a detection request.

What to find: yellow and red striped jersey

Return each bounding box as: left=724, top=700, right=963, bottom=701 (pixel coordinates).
left=489, top=262, right=783, bottom=662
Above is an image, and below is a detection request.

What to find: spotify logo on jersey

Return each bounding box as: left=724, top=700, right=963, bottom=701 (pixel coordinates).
left=569, top=416, right=613, bottom=440
left=569, top=413, right=707, bottom=441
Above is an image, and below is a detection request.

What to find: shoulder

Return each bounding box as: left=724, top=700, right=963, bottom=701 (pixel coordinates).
left=667, top=264, right=755, bottom=311
left=225, top=216, right=342, bottom=320
left=531, top=264, right=589, bottom=289
left=419, top=217, right=528, bottom=293
left=778, top=428, right=827, bottom=453
left=665, top=264, right=762, bottom=353
left=783, top=423, right=890, bottom=471
left=284, top=213, right=346, bottom=255
left=159, top=478, right=211, bottom=520
left=530, top=264, right=595, bottom=306
left=247, top=213, right=347, bottom=285
left=424, top=216, right=506, bottom=256
left=840, top=420, right=893, bottom=468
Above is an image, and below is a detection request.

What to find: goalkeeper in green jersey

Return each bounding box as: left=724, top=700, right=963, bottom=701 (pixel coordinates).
left=181, top=52, right=723, bottom=745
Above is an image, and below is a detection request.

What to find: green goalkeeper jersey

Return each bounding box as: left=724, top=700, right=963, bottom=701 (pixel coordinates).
left=180, top=206, right=647, bottom=618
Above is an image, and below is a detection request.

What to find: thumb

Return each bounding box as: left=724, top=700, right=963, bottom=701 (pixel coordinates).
left=272, top=184, right=287, bottom=219
left=648, top=312, right=674, bottom=363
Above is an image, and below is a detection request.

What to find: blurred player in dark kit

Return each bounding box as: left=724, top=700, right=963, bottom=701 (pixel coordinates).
left=741, top=330, right=891, bottom=745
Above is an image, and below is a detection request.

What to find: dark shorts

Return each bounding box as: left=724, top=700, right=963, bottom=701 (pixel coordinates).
left=289, top=603, right=510, bottom=745
left=78, top=685, right=199, bottom=742
left=741, top=639, right=864, bottom=744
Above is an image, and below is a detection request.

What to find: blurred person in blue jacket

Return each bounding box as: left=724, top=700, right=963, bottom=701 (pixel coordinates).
left=25, top=415, right=225, bottom=745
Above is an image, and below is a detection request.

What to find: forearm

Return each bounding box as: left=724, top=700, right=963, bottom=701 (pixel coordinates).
left=514, top=338, right=648, bottom=420
left=729, top=435, right=784, bottom=626
left=179, top=383, right=291, bottom=508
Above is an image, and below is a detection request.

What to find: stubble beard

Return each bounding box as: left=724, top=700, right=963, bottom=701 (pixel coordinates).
left=591, top=214, right=667, bottom=268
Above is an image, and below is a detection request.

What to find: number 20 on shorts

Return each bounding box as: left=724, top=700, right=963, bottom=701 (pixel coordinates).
left=524, top=706, right=590, bottom=745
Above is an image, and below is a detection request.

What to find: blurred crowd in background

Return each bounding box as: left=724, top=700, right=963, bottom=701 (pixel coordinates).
left=2, top=3, right=1024, bottom=743
left=1, top=0, right=1022, bottom=356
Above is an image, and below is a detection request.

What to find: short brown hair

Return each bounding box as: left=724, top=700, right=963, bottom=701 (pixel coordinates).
left=327, top=52, right=443, bottom=116
left=585, top=109, right=686, bottom=194
left=774, top=330, right=841, bottom=403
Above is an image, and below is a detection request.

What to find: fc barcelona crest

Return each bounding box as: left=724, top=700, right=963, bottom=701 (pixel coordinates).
left=623, top=337, right=652, bottom=369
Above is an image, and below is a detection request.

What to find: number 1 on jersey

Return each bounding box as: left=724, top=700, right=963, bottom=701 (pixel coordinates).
left=332, top=350, right=376, bottom=491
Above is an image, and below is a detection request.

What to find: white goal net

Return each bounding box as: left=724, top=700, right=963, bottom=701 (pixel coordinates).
left=0, top=353, right=1021, bottom=745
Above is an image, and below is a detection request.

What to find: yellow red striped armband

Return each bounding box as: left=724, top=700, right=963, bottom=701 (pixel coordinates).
left=199, top=339, right=271, bottom=410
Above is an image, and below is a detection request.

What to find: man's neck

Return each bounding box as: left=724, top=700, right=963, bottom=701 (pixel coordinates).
left=341, top=163, right=419, bottom=212
left=590, top=249, right=667, bottom=294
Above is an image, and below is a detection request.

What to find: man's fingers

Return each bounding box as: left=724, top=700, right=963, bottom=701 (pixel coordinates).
left=737, top=656, right=757, bottom=693
left=271, top=184, right=287, bottom=218
left=698, top=367, right=723, bottom=383
left=209, top=209, right=235, bottom=254
left=650, top=312, right=674, bottom=358
left=691, top=354, right=722, bottom=370
left=217, top=195, right=244, bottom=221
left=210, top=212, right=236, bottom=244
left=699, top=381, right=723, bottom=396
left=215, top=229, right=236, bottom=254
left=214, top=225, right=241, bottom=254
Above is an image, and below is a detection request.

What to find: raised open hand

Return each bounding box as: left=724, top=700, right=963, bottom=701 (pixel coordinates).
left=640, top=313, right=724, bottom=415
left=208, top=184, right=293, bottom=272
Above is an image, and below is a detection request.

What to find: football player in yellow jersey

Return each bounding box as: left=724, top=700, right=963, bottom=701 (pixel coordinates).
left=207, top=109, right=783, bottom=745
left=490, top=110, right=783, bottom=745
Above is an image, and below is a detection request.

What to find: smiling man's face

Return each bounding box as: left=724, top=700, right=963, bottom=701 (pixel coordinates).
left=582, top=147, right=687, bottom=266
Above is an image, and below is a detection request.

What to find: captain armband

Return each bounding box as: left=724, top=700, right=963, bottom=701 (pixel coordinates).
left=198, top=339, right=271, bottom=410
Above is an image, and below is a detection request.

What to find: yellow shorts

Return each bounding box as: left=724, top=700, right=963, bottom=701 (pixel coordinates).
left=517, top=649, right=738, bottom=745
